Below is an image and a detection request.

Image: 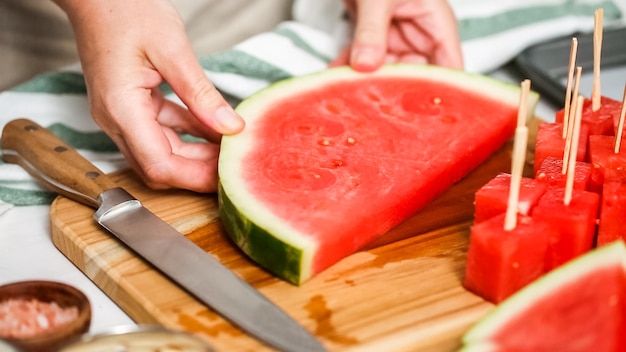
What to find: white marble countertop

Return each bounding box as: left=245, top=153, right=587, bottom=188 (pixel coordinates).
left=0, top=205, right=135, bottom=334
left=0, top=66, right=560, bottom=337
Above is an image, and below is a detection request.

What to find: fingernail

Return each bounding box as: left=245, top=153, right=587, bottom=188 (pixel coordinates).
left=351, top=47, right=381, bottom=71
left=216, top=106, right=245, bottom=133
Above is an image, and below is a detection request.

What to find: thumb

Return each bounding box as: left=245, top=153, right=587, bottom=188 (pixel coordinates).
left=155, top=43, right=245, bottom=135
left=350, top=0, right=393, bottom=72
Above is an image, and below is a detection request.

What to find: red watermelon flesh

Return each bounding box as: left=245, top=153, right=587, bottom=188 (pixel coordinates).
left=218, top=64, right=536, bottom=284
left=242, top=74, right=516, bottom=276
left=598, top=168, right=626, bottom=247
left=533, top=122, right=589, bottom=176
left=463, top=213, right=551, bottom=304
left=532, top=187, right=600, bottom=272
left=473, top=172, right=547, bottom=224
left=461, top=240, right=626, bottom=352
left=535, top=156, right=592, bottom=191
left=555, top=96, right=622, bottom=136
left=588, top=135, right=626, bottom=194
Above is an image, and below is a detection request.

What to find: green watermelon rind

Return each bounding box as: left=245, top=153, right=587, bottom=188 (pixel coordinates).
left=218, top=64, right=538, bottom=285
left=218, top=183, right=309, bottom=284
left=460, top=239, right=626, bottom=349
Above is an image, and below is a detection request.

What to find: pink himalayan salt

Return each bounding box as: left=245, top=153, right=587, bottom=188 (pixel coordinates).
left=0, top=298, right=78, bottom=338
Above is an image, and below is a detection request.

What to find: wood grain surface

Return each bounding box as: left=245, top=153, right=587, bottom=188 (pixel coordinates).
left=49, top=135, right=535, bottom=351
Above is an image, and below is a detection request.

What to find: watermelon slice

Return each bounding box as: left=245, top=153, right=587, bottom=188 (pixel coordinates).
left=218, top=64, right=538, bottom=284
left=461, top=239, right=626, bottom=352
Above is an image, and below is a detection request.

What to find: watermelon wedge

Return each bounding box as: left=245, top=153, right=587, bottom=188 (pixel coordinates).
left=460, top=239, right=626, bottom=352
left=218, top=64, right=538, bottom=284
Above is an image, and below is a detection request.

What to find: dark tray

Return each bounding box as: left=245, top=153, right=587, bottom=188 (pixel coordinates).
left=515, top=26, right=626, bottom=106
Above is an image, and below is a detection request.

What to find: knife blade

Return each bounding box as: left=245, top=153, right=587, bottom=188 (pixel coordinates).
left=1, top=118, right=327, bottom=352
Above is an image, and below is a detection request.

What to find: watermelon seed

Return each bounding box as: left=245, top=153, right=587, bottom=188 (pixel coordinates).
left=325, top=102, right=343, bottom=114
left=441, top=115, right=458, bottom=124
left=318, top=138, right=332, bottom=146
left=346, top=137, right=356, bottom=145
left=367, top=92, right=381, bottom=102
left=319, top=159, right=345, bottom=169
left=433, top=97, right=442, bottom=104
left=381, top=105, right=394, bottom=115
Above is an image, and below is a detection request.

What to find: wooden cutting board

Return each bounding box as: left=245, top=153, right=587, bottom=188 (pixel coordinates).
left=50, top=125, right=538, bottom=351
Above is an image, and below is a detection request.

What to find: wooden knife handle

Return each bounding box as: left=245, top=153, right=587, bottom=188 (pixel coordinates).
left=1, top=118, right=118, bottom=208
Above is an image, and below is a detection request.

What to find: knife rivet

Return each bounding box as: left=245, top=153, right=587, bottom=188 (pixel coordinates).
left=54, top=146, right=68, bottom=153
left=85, top=171, right=100, bottom=179
left=24, top=125, right=38, bottom=131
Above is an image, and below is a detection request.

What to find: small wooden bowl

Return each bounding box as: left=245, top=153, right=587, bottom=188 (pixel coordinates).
left=0, top=280, right=91, bottom=352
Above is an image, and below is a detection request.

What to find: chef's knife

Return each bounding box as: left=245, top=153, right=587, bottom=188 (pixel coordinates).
left=1, top=118, right=327, bottom=352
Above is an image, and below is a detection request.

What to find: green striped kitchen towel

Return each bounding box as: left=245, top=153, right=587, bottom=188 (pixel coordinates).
left=0, top=0, right=624, bottom=211
left=453, top=0, right=625, bottom=72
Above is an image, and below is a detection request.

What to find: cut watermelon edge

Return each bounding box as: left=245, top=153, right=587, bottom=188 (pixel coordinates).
left=217, top=183, right=315, bottom=284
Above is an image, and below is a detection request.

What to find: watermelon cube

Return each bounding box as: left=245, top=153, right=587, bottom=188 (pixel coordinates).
left=463, top=213, right=551, bottom=304
left=597, top=168, right=626, bottom=247
left=532, top=188, right=600, bottom=271
left=555, top=96, right=622, bottom=136
left=534, top=156, right=592, bottom=191
left=587, top=135, right=626, bottom=194
left=474, top=172, right=547, bottom=223
left=533, top=122, right=588, bottom=176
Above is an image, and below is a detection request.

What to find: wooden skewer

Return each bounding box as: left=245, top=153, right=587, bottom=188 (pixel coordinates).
left=562, top=37, right=579, bottom=138
left=565, top=95, right=584, bottom=206
left=562, top=66, right=583, bottom=175
left=592, top=8, right=603, bottom=112
left=505, top=79, right=531, bottom=231
left=615, top=84, right=626, bottom=153
left=516, top=80, right=531, bottom=128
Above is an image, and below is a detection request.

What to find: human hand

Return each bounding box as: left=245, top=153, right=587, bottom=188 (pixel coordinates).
left=331, top=0, right=463, bottom=71
left=53, top=0, right=244, bottom=193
